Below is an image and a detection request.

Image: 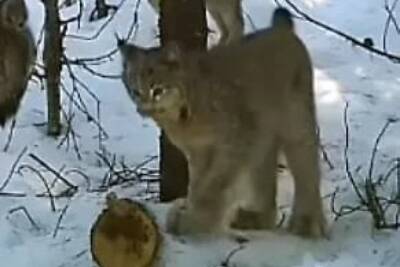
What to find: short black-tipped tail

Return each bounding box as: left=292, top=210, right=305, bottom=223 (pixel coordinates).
left=271, top=7, right=294, bottom=30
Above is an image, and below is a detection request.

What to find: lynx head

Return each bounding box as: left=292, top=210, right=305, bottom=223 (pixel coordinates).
left=0, top=0, right=29, bottom=31
left=118, top=40, right=190, bottom=124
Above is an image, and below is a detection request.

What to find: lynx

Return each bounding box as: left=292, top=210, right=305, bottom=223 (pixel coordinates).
left=0, top=0, right=36, bottom=127
left=147, top=0, right=244, bottom=45
left=119, top=7, right=326, bottom=238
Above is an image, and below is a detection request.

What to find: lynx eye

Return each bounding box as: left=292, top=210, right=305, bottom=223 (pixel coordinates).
left=147, top=67, right=154, bottom=76
left=150, top=86, right=166, bottom=102
left=132, top=89, right=141, bottom=97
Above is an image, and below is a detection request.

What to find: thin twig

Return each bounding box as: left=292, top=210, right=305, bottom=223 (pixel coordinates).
left=18, top=164, right=57, bottom=212
left=367, top=118, right=398, bottom=182
left=317, top=126, right=334, bottom=170
left=0, top=146, right=28, bottom=191
left=383, top=0, right=400, bottom=52
left=8, top=206, right=40, bottom=231
left=3, top=118, right=16, bottom=152
left=343, top=101, right=366, bottom=203
left=0, top=192, right=27, bottom=197
left=218, top=244, right=246, bottom=267
left=53, top=202, right=71, bottom=238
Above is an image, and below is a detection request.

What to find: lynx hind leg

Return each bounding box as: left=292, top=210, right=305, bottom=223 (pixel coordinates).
left=284, top=137, right=326, bottom=238
left=231, top=141, right=278, bottom=230
left=281, top=46, right=326, bottom=238
left=167, top=149, right=240, bottom=236
left=282, top=101, right=326, bottom=238
left=207, top=0, right=244, bottom=44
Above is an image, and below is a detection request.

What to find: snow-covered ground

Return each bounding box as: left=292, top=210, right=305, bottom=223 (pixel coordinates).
left=1, top=0, right=400, bottom=266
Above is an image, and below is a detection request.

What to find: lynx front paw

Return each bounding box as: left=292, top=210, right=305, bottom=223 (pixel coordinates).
left=230, top=208, right=276, bottom=230
left=165, top=199, right=205, bottom=236
left=166, top=198, right=224, bottom=236
left=165, top=198, right=187, bottom=235
left=288, top=211, right=326, bottom=239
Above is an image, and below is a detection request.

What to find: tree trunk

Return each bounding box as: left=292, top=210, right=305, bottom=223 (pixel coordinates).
left=158, top=0, right=207, bottom=202
left=43, top=0, right=62, bottom=136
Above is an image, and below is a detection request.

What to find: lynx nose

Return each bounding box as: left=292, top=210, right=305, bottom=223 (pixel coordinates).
left=136, top=103, right=153, bottom=117
left=136, top=107, right=149, bottom=118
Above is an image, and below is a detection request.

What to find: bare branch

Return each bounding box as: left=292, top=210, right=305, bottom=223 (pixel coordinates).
left=281, top=0, right=400, bottom=63
left=28, top=153, right=78, bottom=195
left=383, top=0, right=400, bottom=52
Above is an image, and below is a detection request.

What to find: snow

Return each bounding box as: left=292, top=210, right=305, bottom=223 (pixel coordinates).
left=1, top=0, right=400, bottom=266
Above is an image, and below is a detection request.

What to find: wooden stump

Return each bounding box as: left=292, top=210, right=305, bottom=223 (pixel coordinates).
left=90, top=193, right=161, bottom=267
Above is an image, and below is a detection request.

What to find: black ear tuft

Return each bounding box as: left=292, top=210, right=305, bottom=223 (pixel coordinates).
left=116, top=36, right=144, bottom=62
left=115, top=33, right=126, bottom=49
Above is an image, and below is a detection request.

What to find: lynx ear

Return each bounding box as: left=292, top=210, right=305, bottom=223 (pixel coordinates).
left=116, top=37, right=145, bottom=63
left=1, top=0, right=28, bottom=28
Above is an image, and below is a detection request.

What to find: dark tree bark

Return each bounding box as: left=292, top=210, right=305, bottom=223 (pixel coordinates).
left=158, top=0, right=207, bottom=202
left=43, top=0, right=62, bottom=136
left=89, top=0, right=118, bottom=22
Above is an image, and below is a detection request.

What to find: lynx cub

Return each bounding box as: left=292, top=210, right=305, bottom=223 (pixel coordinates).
left=147, top=0, right=244, bottom=44
left=0, top=0, right=36, bottom=126
left=119, top=7, right=326, bottom=238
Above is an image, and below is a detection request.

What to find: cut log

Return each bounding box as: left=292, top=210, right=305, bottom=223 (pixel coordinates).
left=90, top=193, right=161, bottom=267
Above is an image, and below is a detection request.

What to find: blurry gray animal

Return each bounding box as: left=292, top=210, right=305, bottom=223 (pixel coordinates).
left=0, top=0, right=36, bottom=127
